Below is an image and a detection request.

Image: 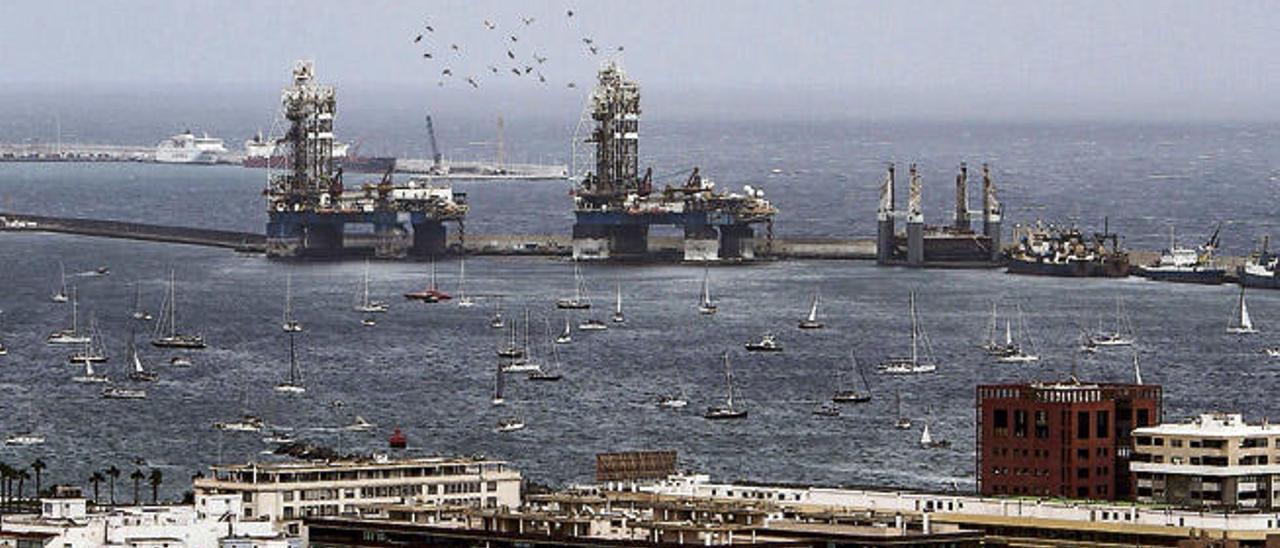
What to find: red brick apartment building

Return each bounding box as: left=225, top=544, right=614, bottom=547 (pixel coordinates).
left=977, top=381, right=1162, bottom=500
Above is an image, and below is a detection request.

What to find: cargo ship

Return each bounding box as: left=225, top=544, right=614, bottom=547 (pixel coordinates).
left=1239, top=236, right=1280, bottom=289
left=1134, top=225, right=1225, bottom=285
left=1006, top=221, right=1129, bottom=278
left=242, top=133, right=395, bottom=174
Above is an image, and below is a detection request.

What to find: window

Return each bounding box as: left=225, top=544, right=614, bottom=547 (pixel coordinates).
left=1077, top=448, right=1089, bottom=460
left=1077, top=467, right=1089, bottom=479
left=242, top=492, right=253, bottom=502
left=1136, top=436, right=1152, bottom=446
left=1154, top=438, right=1164, bottom=446
left=1096, top=410, right=1110, bottom=438
left=1014, top=410, right=1028, bottom=438
left=1077, top=411, right=1089, bottom=440
left=1137, top=409, right=1150, bottom=427
left=1035, top=410, right=1050, bottom=438
left=1171, top=439, right=1183, bottom=448
left=283, top=491, right=294, bottom=502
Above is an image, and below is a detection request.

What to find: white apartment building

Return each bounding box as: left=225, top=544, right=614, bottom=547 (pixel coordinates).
left=192, top=455, right=522, bottom=536
left=0, top=492, right=287, bottom=548
left=1131, top=412, right=1280, bottom=510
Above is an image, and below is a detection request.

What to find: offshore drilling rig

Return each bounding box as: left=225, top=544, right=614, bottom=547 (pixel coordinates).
left=265, top=61, right=467, bottom=258
left=875, top=162, right=1002, bottom=266
left=570, top=62, right=777, bottom=262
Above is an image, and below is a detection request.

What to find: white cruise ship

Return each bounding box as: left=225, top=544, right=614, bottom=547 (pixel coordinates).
left=156, top=130, right=227, bottom=164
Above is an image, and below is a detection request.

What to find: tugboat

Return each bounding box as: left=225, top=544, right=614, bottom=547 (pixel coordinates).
left=1135, top=225, right=1225, bottom=285
left=1240, top=236, right=1280, bottom=289
left=744, top=333, right=782, bottom=352
left=1006, top=220, right=1129, bottom=278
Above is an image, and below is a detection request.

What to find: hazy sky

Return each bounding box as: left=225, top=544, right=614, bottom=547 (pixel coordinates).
left=2, top=0, right=1278, bottom=120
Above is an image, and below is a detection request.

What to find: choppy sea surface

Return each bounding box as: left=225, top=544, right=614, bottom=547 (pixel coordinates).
left=2, top=116, right=1280, bottom=500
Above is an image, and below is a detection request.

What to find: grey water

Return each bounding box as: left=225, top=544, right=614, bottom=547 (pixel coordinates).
left=2, top=110, right=1280, bottom=500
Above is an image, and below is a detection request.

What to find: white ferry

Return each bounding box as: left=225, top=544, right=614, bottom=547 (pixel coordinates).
left=156, top=130, right=227, bottom=164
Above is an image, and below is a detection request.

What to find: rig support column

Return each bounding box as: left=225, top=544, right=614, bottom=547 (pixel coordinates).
left=719, top=224, right=756, bottom=260
left=906, top=164, right=924, bottom=266
left=876, top=164, right=896, bottom=264
left=411, top=220, right=447, bottom=258
left=683, top=225, right=720, bottom=262
left=610, top=225, right=649, bottom=257
left=982, top=163, right=1002, bottom=262
left=572, top=224, right=612, bottom=260
left=954, top=162, right=971, bottom=231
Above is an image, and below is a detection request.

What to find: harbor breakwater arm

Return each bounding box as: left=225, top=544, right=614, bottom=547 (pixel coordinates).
left=0, top=212, right=266, bottom=252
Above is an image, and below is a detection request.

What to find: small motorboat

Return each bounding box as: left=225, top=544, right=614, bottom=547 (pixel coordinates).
left=812, top=402, right=841, bottom=417
left=4, top=432, right=45, bottom=446
left=744, top=333, right=782, bottom=352
left=101, top=386, right=147, bottom=400
left=496, top=418, right=526, bottom=432
left=578, top=318, right=608, bottom=331
left=262, top=432, right=296, bottom=445
left=361, top=317, right=377, bottom=327
left=658, top=392, right=688, bottom=409
left=214, top=415, right=265, bottom=432
left=1265, top=347, right=1280, bottom=358
left=169, top=356, right=193, bottom=367
left=95, top=266, right=110, bottom=276
left=343, top=415, right=376, bottom=432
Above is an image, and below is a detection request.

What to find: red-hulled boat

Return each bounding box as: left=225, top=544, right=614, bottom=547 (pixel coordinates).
left=388, top=428, right=407, bottom=449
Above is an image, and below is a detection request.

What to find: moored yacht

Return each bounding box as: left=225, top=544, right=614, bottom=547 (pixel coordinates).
left=556, top=262, right=591, bottom=309
left=273, top=332, right=306, bottom=394
left=101, top=386, right=147, bottom=400
left=151, top=270, right=206, bottom=349
left=214, top=415, right=265, bottom=432
left=744, top=333, right=782, bottom=352
left=4, top=432, right=45, bottom=446
left=1227, top=286, right=1259, bottom=335
left=879, top=292, right=937, bottom=374
left=704, top=352, right=747, bottom=420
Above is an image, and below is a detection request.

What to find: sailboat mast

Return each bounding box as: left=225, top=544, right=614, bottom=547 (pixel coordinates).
left=168, top=270, right=177, bottom=337
left=909, top=293, right=919, bottom=365
left=522, top=308, right=531, bottom=355
left=459, top=257, right=467, bottom=299
left=71, top=286, right=79, bottom=333
left=615, top=282, right=622, bottom=314
left=287, top=332, right=298, bottom=384
left=723, top=352, right=734, bottom=409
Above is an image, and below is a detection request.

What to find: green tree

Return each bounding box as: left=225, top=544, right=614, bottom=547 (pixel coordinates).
left=89, top=471, right=105, bottom=506
left=0, top=463, right=12, bottom=512
left=30, top=459, right=45, bottom=497
left=105, top=466, right=121, bottom=506
left=147, top=469, right=163, bottom=505
left=130, top=469, right=145, bottom=506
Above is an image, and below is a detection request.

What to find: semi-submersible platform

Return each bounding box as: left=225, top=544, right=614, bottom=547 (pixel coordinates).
left=265, top=61, right=467, bottom=258
left=569, top=62, right=777, bottom=262
left=876, top=162, right=1003, bottom=267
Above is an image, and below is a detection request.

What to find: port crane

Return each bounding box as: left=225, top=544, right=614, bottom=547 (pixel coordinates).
left=425, top=115, right=443, bottom=173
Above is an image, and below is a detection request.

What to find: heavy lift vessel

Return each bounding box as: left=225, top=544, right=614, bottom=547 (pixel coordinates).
left=264, top=61, right=467, bottom=258
left=570, top=62, right=777, bottom=262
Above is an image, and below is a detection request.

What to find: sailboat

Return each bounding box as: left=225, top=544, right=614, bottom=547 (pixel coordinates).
left=555, top=315, right=572, bottom=344
left=151, top=270, right=206, bottom=349
left=894, top=390, right=912, bottom=429
left=832, top=351, right=872, bottom=403
left=528, top=319, right=564, bottom=381
left=798, top=291, right=824, bottom=329
left=697, top=267, right=718, bottom=315
left=878, top=292, right=937, bottom=374
left=281, top=273, right=302, bottom=333
left=556, top=262, right=591, bottom=309
left=704, top=352, right=747, bottom=420
left=125, top=329, right=158, bottom=382
left=994, top=304, right=1039, bottom=363
left=273, top=332, right=306, bottom=394
left=979, top=302, right=1013, bottom=355
left=403, top=258, right=451, bottom=302
left=71, top=356, right=109, bottom=384
left=503, top=309, right=540, bottom=372
left=354, top=261, right=389, bottom=313
left=611, top=282, right=625, bottom=323
left=1089, top=297, right=1136, bottom=346
left=456, top=257, right=475, bottom=308
left=920, top=421, right=951, bottom=449
left=51, top=262, right=69, bottom=303
left=490, top=296, right=506, bottom=329
left=131, top=283, right=152, bottom=321
left=491, top=361, right=505, bottom=405
left=497, top=321, right=523, bottom=358
left=47, top=286, right=90, bottom=345
left=1227, top=286, right=1259, bottom=335
left=68, top=316, right=108, bottom=364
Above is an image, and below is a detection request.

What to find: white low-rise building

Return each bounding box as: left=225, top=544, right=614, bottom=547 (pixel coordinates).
left=0, top=492, right=286, bottom=548
left=1131, top=412, right=1280, bottom=510
left=192, top=455, right=522, bottom=536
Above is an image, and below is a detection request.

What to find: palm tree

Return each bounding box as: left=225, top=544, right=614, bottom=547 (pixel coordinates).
left=30, top=459, right=45, bottom=497
left=16, top=469, right=29, bottom=504
left=0, top=463, right=11, bottom=512
left=147, top=469, right=163, bottom=505
left=130, top=469, right=145, bottom=506
left=106, top=466, right=121, bottom=506
left=89, top=471, right=105, bottom=506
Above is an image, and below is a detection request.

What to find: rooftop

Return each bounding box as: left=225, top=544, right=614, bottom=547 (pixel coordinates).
left=208, top=454, right=507, bottom=473
left=1134, top=413, right=1278, bottom=437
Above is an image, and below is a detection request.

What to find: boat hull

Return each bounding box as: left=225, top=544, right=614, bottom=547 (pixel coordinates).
left=1136, top=266, right=1226, bottom=285
left=1239, top=268, right=1280, bottom=289
left=1007, top=257, right=1129, bottom=278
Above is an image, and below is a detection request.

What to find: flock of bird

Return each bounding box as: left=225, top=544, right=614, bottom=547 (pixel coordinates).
left=412, top=9, right=624, bottom=90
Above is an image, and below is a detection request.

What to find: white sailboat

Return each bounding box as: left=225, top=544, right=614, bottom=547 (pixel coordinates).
left=555, top=315, right=572, bottom=344
left=273, top=332, right=306, bottom=394
left=490, top=296, right=506, bottom=329
left=504, top=309, right=541, bottom=372
left=68, top=316, right=107, bottom=364
left=131, top=283, right=153, bottom=321
left=51, top=262, right=69, bottom=303
left=126, top=329, right=159, bottom=382
left=47, top=286, right=90, bottom=345
left=832, top=350, right=872, bottom=403
left=704, top=352, right=747, bottom=420
left=698, top=267, right=718, bottom=315
left=457, top=256, right=475, bottom=308
left=528, top=319, right=564, bottom=381
left=355, top=261, right=388, bottom=313
left=72, top=356, right=109, bottom=384
left=798, top=290, right=823, bottom=329
left=1090, top=297, right=1136, bottom=346
left=980, top=301, right=1013, bottom=355
left=894, top=390, right=912, bottom=429
left=281, top=273, right=302, bottom=333
left=879, top=292, right=937, bottom=374
left=1227, top=286, right=1259, bottom=335
left=556, top=262, right=591, bottom=309
left=994, top=304, right=1039, bottom=363
left=491, top=361, right=505, bottom=405
left=611, top=282, right=625, bottom=323
left=151, top=270, right=206, bottom=349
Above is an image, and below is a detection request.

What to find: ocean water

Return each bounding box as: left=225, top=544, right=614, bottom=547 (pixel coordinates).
left=2, top=116, right=1279, bottom=500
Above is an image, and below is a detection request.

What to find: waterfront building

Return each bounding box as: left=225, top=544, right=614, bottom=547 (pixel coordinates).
left=1132, top=413, right=1280, bottom=510
left=976, top=380, right=1162, bottom=500
left=192, top=455, right=521, bottom=536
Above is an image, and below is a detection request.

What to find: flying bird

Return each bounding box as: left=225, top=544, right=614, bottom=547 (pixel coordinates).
left=616, top=46, right=625, bottom=52
left=437, top=81, right=445, bottom=87
left=537, top=72, right=546, bottom=83
left=422, top=52, right=433, bottom=59
left=450, top=44, right=460, bottom=52
left=567, top=82, right=577, bottom=88
left=567, top=10, right=574, bottom=18
left=533, top=54, right=547, bottom=64
left=588, top=46, right=598, bottom=55
left=466, top=77, right=479, bottom=88
left=582, top=37, right=593, bottom=44
left=488, top=65, right=499, bottom=74
left=510, top=35, right=518, bottom=43
left=414, top=34, right=423, bottom=43
left=425, top=25, right=434, bottom=32
left=483, top=20, right=496, bottom=29
left=510, top=68, right=522, bottom=76
left=507, top=50, right=516, bottom=60
left=523, top=66, right=533, bottom=74
left=442, top=68, right=453, bottom=76
left=522, top=16, right=535, bottom=25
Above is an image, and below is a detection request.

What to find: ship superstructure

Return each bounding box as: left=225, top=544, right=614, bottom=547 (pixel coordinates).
left=264, top=60, right=467, bottom=258
left=570, top=61, right=776, bottom=262
left=156, top=131, right=227, bottom=164
left=1007, top=220, right=1130, bottom=278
